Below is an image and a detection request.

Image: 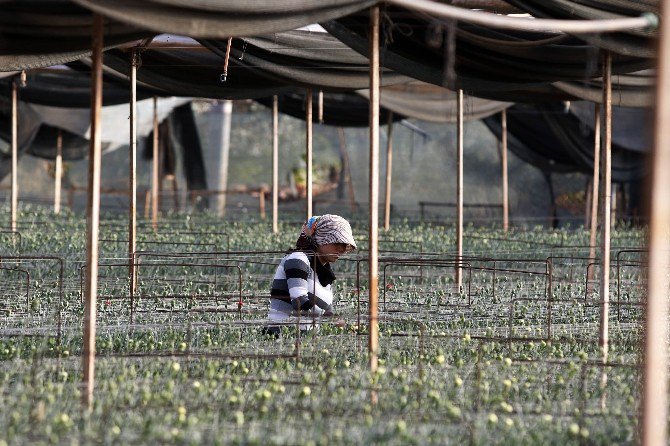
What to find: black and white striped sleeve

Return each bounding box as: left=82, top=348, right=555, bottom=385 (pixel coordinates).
left=284, top=256, right=311, bottom=311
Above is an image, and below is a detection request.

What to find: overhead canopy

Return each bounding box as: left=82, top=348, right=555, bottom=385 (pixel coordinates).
left=72, top=0, right=376, bottom=38
left=323, top=6, right=654, bottom=102
left=357, top=81, right=511, bottom=123
left=0, top=1, right=150, bottom=71
left=484, top=102, right=647, bottom=181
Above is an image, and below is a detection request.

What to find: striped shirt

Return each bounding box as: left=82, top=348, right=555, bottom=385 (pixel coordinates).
left=268, top=251, right=333, bottom=325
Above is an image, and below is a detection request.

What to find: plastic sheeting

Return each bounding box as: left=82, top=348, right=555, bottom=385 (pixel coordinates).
left=72, top=0, right=376, bottom=38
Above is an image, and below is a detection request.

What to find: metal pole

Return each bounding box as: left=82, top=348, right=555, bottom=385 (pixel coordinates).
left=129, top=50, right=138, bottom=288
left=216, top=100, right=233, bottom=216
left=10, top=79, right=18, bottom=232
left=318, top=89, right=324, bottom=124
left=384, top=113, right=394, bottom=231
left=599, top=51, right=612, bottom=367
left=642, top=1, right=670, bottom=442
left=456, top=89, right=464, bottom=290
left=152, top=96, right=159, bottom=231
left=588, top=104, right=601, bottom=281
left=501, top=109, right=509, bottom=231
left=306, top=88, right=313, bottom=219
left=82, top=13, right=104, bottom=409
left=368, top=5, right=380, bottom=373
left=54, top=129, right=63, bottom=214
left=272, top=95, right=279, bottom=233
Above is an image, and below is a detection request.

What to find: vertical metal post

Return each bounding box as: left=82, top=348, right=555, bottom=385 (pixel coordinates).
left=599, top=51, right=612, bottom=366
left=306, top=88, right=313, bottom=219
left=272, top=95, right=279, bottom=233
left=318, top=89, right=324, bottom=124
left=216, top=100, right=233, bottom=216
left=82, top=13, right=104, bottom=409
left=10, top=79, right=18, bottom=232
left=129, top=50, right=138, bottom=290
left=589, top=104, right=601, bottom=280
left=501, top=109, right=509, bottom=231
left=384, top=113, right=394, bottom=231
left=368, top=5, right=380, bottom=373
left=456, top=89, right=464, bottom=290
left=642, top=1, right=670, bottom=442
left=54, top=129, right=63, bottom=214
left=152, top=96, right=159, bottom=231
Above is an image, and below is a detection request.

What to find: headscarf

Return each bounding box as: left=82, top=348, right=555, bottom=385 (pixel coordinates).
left=295, top=214, right=357, bottom=251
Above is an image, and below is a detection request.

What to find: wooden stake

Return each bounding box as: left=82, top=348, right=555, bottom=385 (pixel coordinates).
left=272, top=95, right=279, bottom=233
left=368, top=5, right=380, bottom=373
left=81, top=13, right=104, bottom=410
left=599, top=51, right=612, bottom=367
left=642, top=0, right=670, bottom=441
left=384, top=113, right=394, bottom=231
left=10, top=79, right=17, bottom=232
left=456, top=89, right=464, bottom=290
left=501, top=109, right=509, bottom=231
left=152, top=96, right=159, bottom=231
left=306, top=89, right=313, bottom=219
left=54, top=130, right=63, bottom=214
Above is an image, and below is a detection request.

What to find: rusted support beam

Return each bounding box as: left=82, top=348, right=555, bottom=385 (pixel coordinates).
left=599, top=51, right=612, bottom=367
left=501, top=109, right=508, bottom=231
left=456, top=89, right=464, bottom=290
left=272, top=95, right=279, bottom=234
left=10, top=78, right=17, bottom=232
left=152, top=96, right=159, bottom=231
left=306, top=88, right=313, bottom=220
left=54, top=130, right=63, bottom=214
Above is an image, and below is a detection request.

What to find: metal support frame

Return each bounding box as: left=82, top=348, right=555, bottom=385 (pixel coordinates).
left=129, top=50, right=138, bottom=290
left=368, top=5, right=380, bottom=373
left=152, top=96, right=159, bottom=231
left=501, top=109, right=509, bottom=231
left=82, top=13, right=104, bottom=409
left=306, top=88, right=313, bottom=219
left=599, top=51, right=612, bottom=366
left=384, top=113, right=394, bottom=231
left=641, top=0, right=670, bottom=442
left=589, top=103, right=601, bottom=281
left=11, top=78, right=18, bottom=232
left=272, top=95, right=279, bottom=233
left=456, top=89, right=464, bottom=289
left=54, top=129, right=63, bottom=214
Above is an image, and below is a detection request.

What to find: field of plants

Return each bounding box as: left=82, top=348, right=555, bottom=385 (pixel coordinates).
left=0, top=206, right=647, bottom=445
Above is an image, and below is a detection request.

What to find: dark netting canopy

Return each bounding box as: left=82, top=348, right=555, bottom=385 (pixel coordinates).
left=0, top=0, right=151, bottom=71
left=72, top=0, right=377, bottom=38
left=483, top=102, right=647, bottom=181
left=323, top=6, right=654, bottom=103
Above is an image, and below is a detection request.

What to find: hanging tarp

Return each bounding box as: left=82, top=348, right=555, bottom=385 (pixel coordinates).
left=356, top=81, right=511, bottom=123
left=323, top=7, right=654, bottom=100
left=0, top=1, right=150, bottom=71
left=200, top=31, right=410, bottom=90
left=483, top=102, right=646, bottom=181
left=255, top=91, right=399, bottom=127
left=71, top=0, right=376, bottom=38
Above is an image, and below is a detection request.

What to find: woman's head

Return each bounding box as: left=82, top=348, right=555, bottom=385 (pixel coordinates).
left=295, top=214, right=356, bottom=263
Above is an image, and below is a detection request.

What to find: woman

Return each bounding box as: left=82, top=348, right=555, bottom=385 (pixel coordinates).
left=266, top=214, right=356, bottom=335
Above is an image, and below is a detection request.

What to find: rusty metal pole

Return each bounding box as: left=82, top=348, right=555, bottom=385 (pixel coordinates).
left=384, top=113, right=394, bottom=231
left=272, top=95, right=279, bottom=233
left=456, top=89, right=464, bottom=290
left=10, top=79, right=18, bottom=232
left=54, top=129, right=63, bottom=214
left=368, top=5, right=380, bottom=373
left=318, top=89, right=324, bottom=124
left=588, top=104, right=601, bottom=281
left=306, top=89, right=313, bottom=219
left=642, top=1, right=670, bottom=442
left=152, top=96, right=159, bottom=231
left=501, top=109, right=509, bottom=231
left=82, top=13, right=104, bottom=410
left=599, top=51, right=612, bottom=368
left=129, top=50, right=138, bottom=288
